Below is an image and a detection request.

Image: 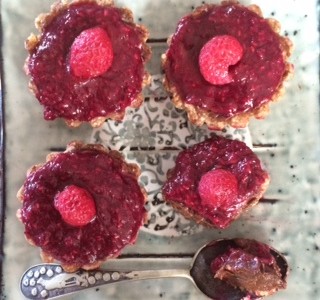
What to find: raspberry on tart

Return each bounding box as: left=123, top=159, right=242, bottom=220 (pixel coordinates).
left=69, top=27, right=114, bottom=79
left=54, top=185, right=97, bottom=227
left=25, top=0, right=151, bottom=127
left=17, top=141, right=147, bottom=272
left=162, top=135, right=270, bottom=229
left=162, top=1, right=293, bottom=130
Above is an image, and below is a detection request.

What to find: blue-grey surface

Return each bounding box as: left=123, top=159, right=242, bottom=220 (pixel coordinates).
left=2, top=0, right=320, bottom=299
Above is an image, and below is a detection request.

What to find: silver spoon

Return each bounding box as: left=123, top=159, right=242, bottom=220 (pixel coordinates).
left=20, top=239, right=288, bottom=300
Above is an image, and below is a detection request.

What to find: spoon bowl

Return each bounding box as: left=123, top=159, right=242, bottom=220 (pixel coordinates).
left=20, top=238, right=288, bottom=300
left=190, top=239, right=288, bottom=300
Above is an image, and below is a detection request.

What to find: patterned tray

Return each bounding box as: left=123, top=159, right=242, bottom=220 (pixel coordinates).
left=91, top=74, right=252, bottom=236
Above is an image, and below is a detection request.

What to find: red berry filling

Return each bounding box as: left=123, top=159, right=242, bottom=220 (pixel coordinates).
left=54, top=185, right=96, bottom=227
left=199, top=35, right=243, bottom=85
left=162, top=136, right=269, bottom=228
left=70, top=27, right=114, bottom=79
left=198, top=169, right=238, bottom=209
left=163, top=3, right=287, bottom=117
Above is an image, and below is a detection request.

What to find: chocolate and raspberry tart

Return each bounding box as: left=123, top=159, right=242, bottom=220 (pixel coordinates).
left=17, top=141, right=147, bottom=272
left=162, top=136, right=270, bottom=229
left=25, top=0, right=151, bottom=127
left=210, top=239, right=287, bottom=297
left=162, top=1, right=293, bottom=130
left=191, top=238, right=288, bottom=299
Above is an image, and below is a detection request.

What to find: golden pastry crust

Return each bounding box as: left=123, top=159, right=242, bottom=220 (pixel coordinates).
left=25, top=0, right=151, bottom=128
left=17, top=141, right=147, bottom=272
left=162, top=1, right=293, bottom=130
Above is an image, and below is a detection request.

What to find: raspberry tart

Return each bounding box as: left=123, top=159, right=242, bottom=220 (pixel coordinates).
left=17, top=141, right=147, bottom=271
left=25, top=0, right=151, bottom=127
left=162, top=1, right=293, bottom=130
left=162, top=136, right=270, bottom=229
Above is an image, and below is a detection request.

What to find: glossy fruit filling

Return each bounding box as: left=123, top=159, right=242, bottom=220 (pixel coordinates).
left=162, top=136, right=269, bottom=228
left=164, top=3, right=286, bottom=117
left=27, top=2, right=147, bottom=122
left=20, top=148, right=145, bottom=266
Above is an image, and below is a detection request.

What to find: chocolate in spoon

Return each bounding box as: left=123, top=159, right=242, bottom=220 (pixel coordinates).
left=20, top=238, right=288, bottom=300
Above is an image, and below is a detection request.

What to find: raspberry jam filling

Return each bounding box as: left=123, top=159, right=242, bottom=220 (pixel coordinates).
left=20, top=149, right=145, bottom=266
left=162, top=136, right=269, bottom=228
left=27, top=2, right=147, bottom=122
left=164, top=3, right=286, bottom=117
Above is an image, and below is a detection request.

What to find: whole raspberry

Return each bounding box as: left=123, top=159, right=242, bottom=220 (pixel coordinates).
left=70, top=27, right=114, bottom=79
left=199, top=35, right=243, bottom=85
left=198, top=169, right=238, bottom=209
left=54, top=185, right=96, bottom=227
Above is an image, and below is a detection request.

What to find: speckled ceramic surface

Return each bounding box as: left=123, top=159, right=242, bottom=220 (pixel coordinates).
left=1, top=0, right=320, bottom=299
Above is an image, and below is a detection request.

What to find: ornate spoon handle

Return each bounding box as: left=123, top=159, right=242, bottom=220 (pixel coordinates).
left=21, top=263, right=190, bottom=299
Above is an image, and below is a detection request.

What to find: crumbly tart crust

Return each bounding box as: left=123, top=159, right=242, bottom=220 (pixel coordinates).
left=25, top=0, right=151, bottom=128
left=17, top=141, right=147, bottom=272
left=162, top=1, right=294, bottom=130
left=164, top=177, right=270, bottom=228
